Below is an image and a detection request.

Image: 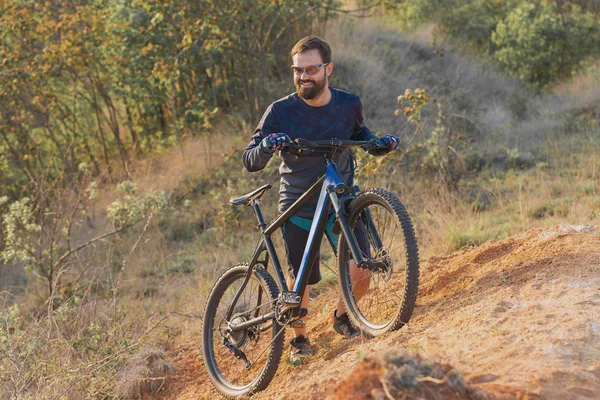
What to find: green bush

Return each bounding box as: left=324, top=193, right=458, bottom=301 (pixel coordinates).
left=530, top=197, right=573, bottom=219
left=445, top=222, right=509, bottom=251
left=492, top=1, right=599, bottom=87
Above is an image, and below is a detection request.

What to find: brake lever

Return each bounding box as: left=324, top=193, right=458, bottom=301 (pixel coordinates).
left=286, top=140, right=312, bottom=156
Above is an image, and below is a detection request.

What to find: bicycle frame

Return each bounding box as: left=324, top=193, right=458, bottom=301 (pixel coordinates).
left=226, top=155, right=371, bottom=332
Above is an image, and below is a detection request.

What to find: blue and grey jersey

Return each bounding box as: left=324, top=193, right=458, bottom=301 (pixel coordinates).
left=243, top=87, right=386, bottom=218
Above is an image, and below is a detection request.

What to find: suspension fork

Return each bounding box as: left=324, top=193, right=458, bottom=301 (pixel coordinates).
left=328, top=189, right=367, bottom=266
left=361, top=207, right=384, bottom=250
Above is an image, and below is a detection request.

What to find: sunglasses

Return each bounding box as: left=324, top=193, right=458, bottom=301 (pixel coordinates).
left=291, top=63, right=329, bottom=76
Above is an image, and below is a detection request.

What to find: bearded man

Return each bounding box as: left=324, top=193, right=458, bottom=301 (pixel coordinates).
left=242, top=36, right=399, bottom=361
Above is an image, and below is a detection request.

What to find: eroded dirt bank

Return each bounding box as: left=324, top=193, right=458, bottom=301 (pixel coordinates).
left=159, top=224, right=600, bottom=399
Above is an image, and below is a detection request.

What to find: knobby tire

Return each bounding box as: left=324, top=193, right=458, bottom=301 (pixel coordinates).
left=202, top=264, right=284, bottom=398
left=337, top=188, right=420, bottom=338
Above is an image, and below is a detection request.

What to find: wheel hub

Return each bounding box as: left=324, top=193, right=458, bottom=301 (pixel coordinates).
left=378, top=249, right=394, bottom=281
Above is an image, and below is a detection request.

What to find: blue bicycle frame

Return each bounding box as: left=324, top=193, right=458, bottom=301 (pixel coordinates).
left=292, top=160, right=367, bottom=293
left=226, top=154, right=371, bottom=330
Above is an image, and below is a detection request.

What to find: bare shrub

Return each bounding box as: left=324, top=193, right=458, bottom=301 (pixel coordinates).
left=116, top=347, right=175, bottom=399
left=331, top=350, right=488, bottom=400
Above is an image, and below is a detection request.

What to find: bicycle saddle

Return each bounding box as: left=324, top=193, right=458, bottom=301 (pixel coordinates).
left=230, top=184, right=272, bottom=206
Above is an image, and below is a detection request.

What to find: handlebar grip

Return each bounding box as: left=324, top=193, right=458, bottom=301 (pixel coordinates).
left=361, top=139, right=392, bottom=152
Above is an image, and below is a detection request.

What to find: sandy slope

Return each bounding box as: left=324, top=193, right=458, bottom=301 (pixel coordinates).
left=158, top=224, right=600, bottom=399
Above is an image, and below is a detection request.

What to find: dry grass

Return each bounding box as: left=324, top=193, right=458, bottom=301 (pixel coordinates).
left=407, top=139, right=599, bottom=258
left=326, top=16, right=518, bottom=143
left=553, top=58, right=600, bottom=109
left=325, top=14, right=600, bottom=163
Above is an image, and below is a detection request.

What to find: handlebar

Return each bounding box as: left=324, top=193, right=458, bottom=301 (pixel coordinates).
left=284, top=138, right=391, bottom=156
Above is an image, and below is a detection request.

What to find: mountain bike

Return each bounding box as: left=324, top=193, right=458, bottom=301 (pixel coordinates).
left=202, top=139, right=420, bottom=398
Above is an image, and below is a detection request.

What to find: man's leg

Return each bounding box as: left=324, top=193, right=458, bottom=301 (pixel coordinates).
left=336, top=259, right=370, bottom=314
left=329, top=218, right=371, bottom=338
left=286, top=275, right=310, bottom=338
left=282, top=219, right=320, bottom=358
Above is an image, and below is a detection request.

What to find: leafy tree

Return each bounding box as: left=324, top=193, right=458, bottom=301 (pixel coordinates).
left=0, top=0, right=350, bottom=301
left=492, top=1, right=599, bottom=87
left=0, top=0, right=341, bottom=201
left=395, top=0, right=518, bottom=53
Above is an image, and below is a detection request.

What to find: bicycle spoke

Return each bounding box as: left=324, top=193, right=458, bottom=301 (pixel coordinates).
left=204, top=266, right=283, bottom=391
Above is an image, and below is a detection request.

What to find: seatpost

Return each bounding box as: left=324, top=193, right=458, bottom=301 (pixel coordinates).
left=250, top=199, right=267, bottom=232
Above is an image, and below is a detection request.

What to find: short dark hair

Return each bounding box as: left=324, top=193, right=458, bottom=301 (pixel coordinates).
left=290, top=36, right=332, bottom=63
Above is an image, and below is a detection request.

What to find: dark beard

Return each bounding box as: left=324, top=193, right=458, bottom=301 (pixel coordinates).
left=295, top=78, right=326, bottom=100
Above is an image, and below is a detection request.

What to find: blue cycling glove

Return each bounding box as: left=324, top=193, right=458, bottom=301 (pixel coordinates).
left=379, top=134, right=400, bottom=150
left=262, top=133, right=290, bottom=152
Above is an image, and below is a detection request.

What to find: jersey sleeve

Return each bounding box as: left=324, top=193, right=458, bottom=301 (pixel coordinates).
left=350, top=99, right=377, bottom=141
left=242, top=104, right=280, bottom=172
left=350, top=97, right=392, bottom=156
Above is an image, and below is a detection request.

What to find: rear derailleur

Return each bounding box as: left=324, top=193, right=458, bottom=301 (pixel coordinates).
left=221, top=314, right=260, bottom=369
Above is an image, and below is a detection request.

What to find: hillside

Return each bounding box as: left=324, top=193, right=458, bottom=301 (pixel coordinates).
left=155, top=224, right=600, bottom=399
left=2, top=2, right=600, bottom=398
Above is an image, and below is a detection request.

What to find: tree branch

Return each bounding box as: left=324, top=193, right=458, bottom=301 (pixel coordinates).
left=50, top=218, right=146, bottom=273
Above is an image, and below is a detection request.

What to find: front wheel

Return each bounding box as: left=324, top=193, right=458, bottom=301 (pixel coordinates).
left=202, top=264, right=284, bottom=399
left=337, top=188, right=419, bottom=338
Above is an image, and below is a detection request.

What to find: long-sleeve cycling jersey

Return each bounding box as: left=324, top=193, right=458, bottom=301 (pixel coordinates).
left=243, top=87, right=388, bottom=218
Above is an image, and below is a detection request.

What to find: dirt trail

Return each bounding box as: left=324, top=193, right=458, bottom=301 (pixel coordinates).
left=158, top=224, right=600, bottom=399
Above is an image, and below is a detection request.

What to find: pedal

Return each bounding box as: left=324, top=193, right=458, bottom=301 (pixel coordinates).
left=280, top=291, right=301, bottom=305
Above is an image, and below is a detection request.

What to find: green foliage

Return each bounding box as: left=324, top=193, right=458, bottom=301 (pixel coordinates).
left=0, top=177, right=168, bottom=299
left=86, top=181, right=99, bottom=201
left=394, top=0, right=600, bottom=87
left=396, top=88, right=431, bottom=124
left=0, top=197, right=41, bottom=268
left=107, top=181, right=168, bottom=227
left=441, top=0, right=517, bottom=53
left=396, top=0, right=517, bottom=52
left=394, top=88, right=476, bottom=189
left=356, top=88, right=431, bottom=178
left=0, top=0, right=340, bottom=201
left=359, top=85, right=478, bottom=189
left=492, top=1, right=599, bottom=87
left=419, top=99, right=474, bottom=189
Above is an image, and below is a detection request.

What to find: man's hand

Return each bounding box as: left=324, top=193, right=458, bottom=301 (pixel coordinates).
left=379, top=134, right=400, bottom=150
left=262, top=133, right=290, bottom=152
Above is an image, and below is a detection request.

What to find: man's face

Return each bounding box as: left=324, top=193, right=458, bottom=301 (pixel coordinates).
left=292, top=49, right=333, bottom=100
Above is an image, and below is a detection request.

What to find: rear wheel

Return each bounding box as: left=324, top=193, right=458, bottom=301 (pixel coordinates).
left=338, top=188, right=419, bottom=337
left=202, top=264, right=284, bottom=398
